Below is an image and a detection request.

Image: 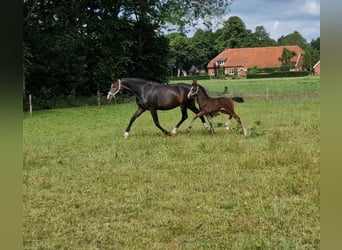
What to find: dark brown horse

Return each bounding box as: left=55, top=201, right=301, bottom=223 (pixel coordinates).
left=107, top=78, right=209, bottom=138
left=186, top=80, right=247, bottom=136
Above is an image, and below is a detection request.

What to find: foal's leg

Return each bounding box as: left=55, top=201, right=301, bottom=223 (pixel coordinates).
left=206, top=115, right=215, bottom=133
left=124, top=107, right=146, bottom=138
left=225, top=115, right=232, bottom=131
left=187, top=111, right=206, bottom=131
left=188, top=103, right=209, bottom=131
left=150, top=109, right=172, bottom=136
left=230, top=112, right=247, bottom=136
left=186, top=115, right=198, bottom=131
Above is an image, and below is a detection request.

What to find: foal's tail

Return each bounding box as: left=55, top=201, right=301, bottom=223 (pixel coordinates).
left=232, top=97, right=244, bottom=103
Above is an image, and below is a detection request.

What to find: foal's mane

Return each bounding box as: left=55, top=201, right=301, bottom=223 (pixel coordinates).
left=197, top=84, right=209, bottom=98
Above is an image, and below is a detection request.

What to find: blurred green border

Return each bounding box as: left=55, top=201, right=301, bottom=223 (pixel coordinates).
left=320, top=1, right=342, bottom=249
left=0, top=1, right=23, bottom=249
left=3, top=0, right=342, bottom=249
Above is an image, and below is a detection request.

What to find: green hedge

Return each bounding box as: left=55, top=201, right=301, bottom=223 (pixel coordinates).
left=168, top=75, right=211, bottom=81
left=247, top=71, right=310, bottom=79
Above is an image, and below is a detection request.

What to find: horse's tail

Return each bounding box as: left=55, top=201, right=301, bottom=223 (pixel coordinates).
left=232, top=97, right=244, bottom=103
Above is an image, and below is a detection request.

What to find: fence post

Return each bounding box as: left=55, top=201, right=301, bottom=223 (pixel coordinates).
left=97, top=90, right=101, bottom=106
left=29, top=94, right=32, bottom=115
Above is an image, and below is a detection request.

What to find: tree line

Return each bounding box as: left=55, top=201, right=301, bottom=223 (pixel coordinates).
left=23, top=0, right=319, bottom=109
left=167, top=17, right=319, bottom=77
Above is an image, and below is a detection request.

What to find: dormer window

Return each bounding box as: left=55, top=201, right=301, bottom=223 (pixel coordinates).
left=216, top=60, right=225, bottom=65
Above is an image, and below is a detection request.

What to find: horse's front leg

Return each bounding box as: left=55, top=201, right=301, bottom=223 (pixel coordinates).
left=124, top=107, right=146, bottom=138
left=150, top=109, right=171, bottom=136
left=171, top=107, right=188, bottom=135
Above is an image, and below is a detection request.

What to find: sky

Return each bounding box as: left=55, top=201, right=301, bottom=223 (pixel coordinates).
left=189, top=0, right=320, bottom=42
left=228, top=0, right=320, bottom=41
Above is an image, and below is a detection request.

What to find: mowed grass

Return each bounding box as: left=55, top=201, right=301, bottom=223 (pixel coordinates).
left=23, top=77, right=320, bottom=249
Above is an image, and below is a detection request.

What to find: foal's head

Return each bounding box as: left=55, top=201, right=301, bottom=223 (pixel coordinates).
left=187, top=80, right=199, bottom=99
left=187, top=80, right=209, bottom=99
left=107, top=79, right=122, bottom=101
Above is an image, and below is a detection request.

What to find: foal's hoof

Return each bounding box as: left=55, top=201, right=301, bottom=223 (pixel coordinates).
left=123, top=132, right=129, bottom=139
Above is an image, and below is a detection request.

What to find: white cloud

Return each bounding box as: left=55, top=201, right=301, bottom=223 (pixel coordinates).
left=271, top=21, right=279, bottom=30
left=183, top=0, right=320, bottom=41
left=302, top=0, right=320, bottom=16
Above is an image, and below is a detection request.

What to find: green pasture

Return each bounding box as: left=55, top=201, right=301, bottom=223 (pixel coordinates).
left=23, top=77, right=320, bottom=249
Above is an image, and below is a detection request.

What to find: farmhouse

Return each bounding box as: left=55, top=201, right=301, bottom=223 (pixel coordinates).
left=207, top=45, right=305, bottom=77
left=313, top=60, right=320, bottom=76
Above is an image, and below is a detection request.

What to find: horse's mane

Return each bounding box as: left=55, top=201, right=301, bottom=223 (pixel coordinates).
left=122, top=77, right=161, bottom=85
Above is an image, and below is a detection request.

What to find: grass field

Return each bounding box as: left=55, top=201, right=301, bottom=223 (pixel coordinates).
left=23, top=77, right=320, bottom=249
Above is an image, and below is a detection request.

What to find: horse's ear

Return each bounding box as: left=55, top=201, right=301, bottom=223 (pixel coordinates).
left=192, top=79, right=197, bottom=85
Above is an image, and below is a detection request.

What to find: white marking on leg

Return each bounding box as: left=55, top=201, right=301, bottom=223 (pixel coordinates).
left=241, top=124, right=247, bottom=136
left=203, top=122, right=209, bottom=130
left=124, top=132, right=129, bottom=138
left=225, top=120, right=231, bottom=130
left=171, top=127, right=177, bottom=135
left=243, top=127, right=247, bottom=136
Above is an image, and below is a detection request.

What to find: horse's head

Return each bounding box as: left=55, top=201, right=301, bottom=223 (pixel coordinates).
left=187, top=80, right=199, bottom=99
left=107, top=79, right=122, bottom=101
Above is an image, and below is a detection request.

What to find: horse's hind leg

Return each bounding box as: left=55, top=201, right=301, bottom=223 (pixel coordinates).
left=150, top=109, right=172, bottom=136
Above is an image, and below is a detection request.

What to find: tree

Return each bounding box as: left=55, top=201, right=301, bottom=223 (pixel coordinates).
left=214, top=16, right=250, bottom=51
left=310, top=37, right=320, bottom=51
left=278, top=31, right=308, bottom=50
left=23, top=0, right=234, bottom=109
left=167, top=33, right=193, bottom=76
left=278, top=48, right=297, bottom=70
left=252, top=26, right=277, bottom=47
left=24, top=0, right=89, bottom=107
left=303, top=37, right=320, bottom=72
left=157, top=0, right=234, bottom=31
left=190, top=29, right=217, bottom=72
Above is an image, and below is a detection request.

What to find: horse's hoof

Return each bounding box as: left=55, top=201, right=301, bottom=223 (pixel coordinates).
left=171, top=127, right=177, bottom=135
left=164, top=131, right=172, bottom=136
left=123, top=132, right=129, bottom=138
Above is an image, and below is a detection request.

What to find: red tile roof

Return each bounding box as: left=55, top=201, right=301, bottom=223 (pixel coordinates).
left=208, top=45, right=305, bottom=70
